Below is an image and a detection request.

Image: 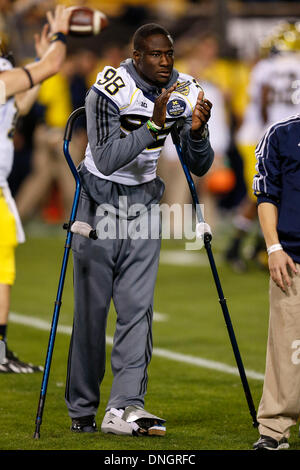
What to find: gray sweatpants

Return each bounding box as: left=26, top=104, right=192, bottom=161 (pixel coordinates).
left=65, top=166, right=164, bottom=418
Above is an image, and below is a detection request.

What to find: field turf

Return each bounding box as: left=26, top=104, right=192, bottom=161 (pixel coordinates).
left=1, top=225, right=300, bottom=453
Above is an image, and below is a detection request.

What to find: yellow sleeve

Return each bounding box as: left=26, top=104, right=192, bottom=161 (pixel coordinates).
left=38, top=74, right=72, bottom=128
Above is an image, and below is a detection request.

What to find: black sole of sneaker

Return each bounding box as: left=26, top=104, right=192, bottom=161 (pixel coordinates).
left=71, top=427, right=98, bottom=433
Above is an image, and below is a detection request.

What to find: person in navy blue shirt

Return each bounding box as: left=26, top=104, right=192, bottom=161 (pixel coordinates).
left=252, top=114, right=300, bottom=450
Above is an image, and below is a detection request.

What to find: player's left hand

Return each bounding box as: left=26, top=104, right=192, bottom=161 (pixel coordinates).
left=47, top=4, right=71, bottom=36
left=34, top=23, right=51, bottom=59
left=191, top=90, right=212, bottom=137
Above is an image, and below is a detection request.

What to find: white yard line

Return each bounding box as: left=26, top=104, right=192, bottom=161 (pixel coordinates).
left=153, top=312, right=168, bottom=322
left=159, top=251, right=207, bottom=266
left=159, top=250, right=222, bottom=266
left=9, top=312, right=264, bottom=381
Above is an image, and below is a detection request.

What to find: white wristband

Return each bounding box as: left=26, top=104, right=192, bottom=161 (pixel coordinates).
left=267, top=243, right=283, bottom=255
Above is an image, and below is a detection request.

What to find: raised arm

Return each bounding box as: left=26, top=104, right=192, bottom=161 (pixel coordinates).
left=14, top=23, right=50, bottom=115
left=0, top=4, right=71, bottom=101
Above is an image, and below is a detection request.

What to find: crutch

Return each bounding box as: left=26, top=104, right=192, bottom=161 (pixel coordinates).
left=33, top=106, right=96, bottom=439
left=170, top=124, right=258, bottom=428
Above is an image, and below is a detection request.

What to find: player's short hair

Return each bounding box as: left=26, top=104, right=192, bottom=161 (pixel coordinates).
left=133, top=23, right=173, bottom=51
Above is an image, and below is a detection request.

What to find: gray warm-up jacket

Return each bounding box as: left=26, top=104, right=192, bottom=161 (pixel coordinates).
left=82, top=58, right=214, bottom=190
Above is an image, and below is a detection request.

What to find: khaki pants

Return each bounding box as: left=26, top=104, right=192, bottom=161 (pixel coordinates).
left=258, top=265, right=300, bottom=440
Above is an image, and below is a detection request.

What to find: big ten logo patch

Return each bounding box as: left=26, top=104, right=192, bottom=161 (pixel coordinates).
left=167, top=99, right=186, bottom=117
left=175, top=80, right=191, bottom=96
left=291, top=340, right=300, bottom=364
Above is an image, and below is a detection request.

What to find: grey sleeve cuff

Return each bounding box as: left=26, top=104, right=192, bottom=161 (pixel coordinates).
left=176, top=119, right=214, bottom=177
left=183, top=134, right=214, bottom=177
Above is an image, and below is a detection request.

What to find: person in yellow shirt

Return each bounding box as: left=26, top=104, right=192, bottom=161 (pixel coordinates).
left=0, top=4, right=71, bottom=373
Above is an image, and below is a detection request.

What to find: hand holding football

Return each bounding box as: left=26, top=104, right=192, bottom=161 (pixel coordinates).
left=67, top=6, right=108, bottom=37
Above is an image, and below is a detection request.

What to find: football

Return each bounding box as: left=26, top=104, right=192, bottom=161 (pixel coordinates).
left=67, top=6, right=108, bottom=37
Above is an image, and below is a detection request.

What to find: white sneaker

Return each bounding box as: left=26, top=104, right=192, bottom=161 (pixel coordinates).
left=101, top=408, right=136, bottom=436
left=123, top=405, right=166, bottom=436
left=101, top=406, right=166, bottom=437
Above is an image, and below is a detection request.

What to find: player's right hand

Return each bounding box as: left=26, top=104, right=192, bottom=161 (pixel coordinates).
left=268, top=250, right=298, bottom=292
left=46, top=4, right=71, bottom=36
left=151, top=83, right=177, bottom=128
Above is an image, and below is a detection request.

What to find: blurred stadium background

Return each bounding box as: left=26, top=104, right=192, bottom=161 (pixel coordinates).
left=3, top=0, right=300, bottom=262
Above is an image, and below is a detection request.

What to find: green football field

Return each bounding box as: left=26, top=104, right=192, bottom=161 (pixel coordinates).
left=1, top=223, right=300, bottom=452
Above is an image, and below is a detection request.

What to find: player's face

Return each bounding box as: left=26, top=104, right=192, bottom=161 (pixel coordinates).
left=134, top=34, right=174, bottom=86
